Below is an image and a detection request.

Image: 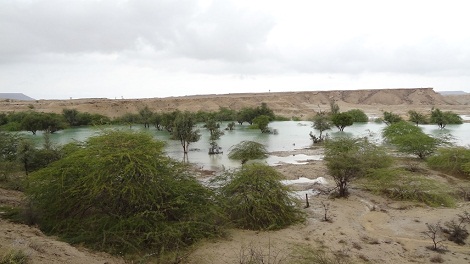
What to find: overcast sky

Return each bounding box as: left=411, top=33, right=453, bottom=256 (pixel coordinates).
left=1, top=0, right=469, bottom=99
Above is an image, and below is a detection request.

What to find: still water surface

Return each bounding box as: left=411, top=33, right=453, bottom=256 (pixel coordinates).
left=23, top=121, right=470, bottom=171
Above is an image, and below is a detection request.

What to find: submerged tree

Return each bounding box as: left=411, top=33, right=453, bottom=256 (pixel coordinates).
left=382, top=111, right=403, bottom=125
left=383, top=121, right=440, bottom=159
left=408, top=110, right=428, bottom=126
left=252, top=115, right=270, bottom=133
left=331, top=112, right=353, bottom=132
left=310, top=113, right=331, bottom=142
left=430, top=108, right=463, bottom=129
left=228, top=141, right=268, bottom=164
left=205, top=118, right=224, bottom=154
left=138, top=106, right=154, bottom=128
left=172, top=111, right=201, bottom=154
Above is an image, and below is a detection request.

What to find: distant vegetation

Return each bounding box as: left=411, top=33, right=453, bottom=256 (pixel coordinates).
left=309, top=100, right=369, bottom=142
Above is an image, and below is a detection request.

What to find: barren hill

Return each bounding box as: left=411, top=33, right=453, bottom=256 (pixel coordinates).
left=1, top=88, right=468, bottom=118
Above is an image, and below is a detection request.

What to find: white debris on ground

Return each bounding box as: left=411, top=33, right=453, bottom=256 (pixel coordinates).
left=281, top=177, right=328, bottom=198
left=266, top=154, right=322, bottom=166
left=281, top=177, right=327, bottom=185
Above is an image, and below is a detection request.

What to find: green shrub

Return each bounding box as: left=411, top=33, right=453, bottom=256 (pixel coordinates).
left=345, top=109, right=368, bottom=122
left=324, top=137, right=392, bottom=197
left=427, top=147, right=470, bottom=178
left=27, top=130, right=223, bottom=255
left=219, top=163, right=304, bottom=230
left=382, top=121, right=439, bottom=159
left=362, top=168, right=456, bottom=207
left=228, top=141, right=268, bottom=164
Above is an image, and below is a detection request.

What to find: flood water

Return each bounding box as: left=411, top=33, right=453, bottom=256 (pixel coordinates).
left=22, top=121, right=470, bottom=171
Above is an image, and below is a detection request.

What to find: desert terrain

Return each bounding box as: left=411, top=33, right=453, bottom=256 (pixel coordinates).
left=1, top=88, right=469, bottom=119
left=1, top=88, right=470, bottom=263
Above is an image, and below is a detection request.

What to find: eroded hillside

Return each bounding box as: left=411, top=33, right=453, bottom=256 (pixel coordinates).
left=0, top=88, right=467, bottom=118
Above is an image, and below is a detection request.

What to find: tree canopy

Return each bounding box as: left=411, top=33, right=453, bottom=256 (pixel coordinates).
left=171, top=111, right=201, bottom=154
left=27, top=130, right=223, bottom=254
left=324, top=137, right=392, bottom=197
left=310, top=113, right=331, bottom=142
left=252, top=115, right=271, bottom=133
left=331, top=112, right=354, bottom=132
left=430, top=108, right=463, bottom=129
left=228, top=141, right=268, bottom=164
left=382, top=111, right=403, bottom=125
left=382, top=121, right=439, bottom=159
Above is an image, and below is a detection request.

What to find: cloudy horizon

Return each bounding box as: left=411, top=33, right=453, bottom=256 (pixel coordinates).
left=1, top=0, right=469, bottom=100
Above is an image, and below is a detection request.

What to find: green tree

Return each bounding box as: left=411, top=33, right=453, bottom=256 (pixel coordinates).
left=256, top=102, right=275, bottom=120
left=41, top=113, right=67, bottom=133
left=226, top=121, right=235, bottom=131
left=237, top=107, right=257, bottom=125
left=151, top=112, right=163, bottom=130
left=21, top=112, right=43, bottom=135
left=62, top=108, right=80, bottom=126
left=324, top=137, right=392, bottom=197
left=252, top=115, right=270, bottom=133
left=331, top=112, right=353, bottom=132
left=161, top=110, right=180, bottom=132
left=0, top=112, right=7, bottom=126
left=430, top=108, right=463, bottom=129
left=408, top=110, right=428, bottom=126
left=138, top=106, right=153, bottom=128
left=17, top=139, right=36, bottom=175
left=27, top=131, right=223, bottom=254
left=205, top=119, right=224, bottom=141
left=219, top=163, right=304, bottom=230
left=205, top=118, right=224, bottom=155
left=119, top=112, right=140, bottom=128
left=310, top=113, right=331, bottom=142
left=382, top=121, right=439, bottom=159
left=383, top=111, right=403, bottom=125
left=345, top=109, right=368, bottom=122
left=172, top=111, right=201, bottom=154
left=0, top=132, right=21, bottom=180
left=0, top=132, right=20, bottom=162
left=216, top=107, right=237, bottom=121
left=228, top=141, right=268, bottom=164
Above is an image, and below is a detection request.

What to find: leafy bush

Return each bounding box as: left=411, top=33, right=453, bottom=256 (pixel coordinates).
left=361, top=168, right=456, bottom=207
left=218, top=163, right=304, bottom=230
left=228, top=141, right=268, bottom=164
left=382, top=121, right=439, bottom=159
left=324, top=137, right=392, bottom=197
left=430, top=108, right=463, bottom=129
left=427, top=147, right=470, bottom=178
left=345, top=109, right=368, bottom=122
left=27, top=130, right=223, bottom=254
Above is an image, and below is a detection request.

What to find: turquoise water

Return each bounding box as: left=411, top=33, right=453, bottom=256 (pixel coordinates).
left=20, top=121, right=470, bottom=170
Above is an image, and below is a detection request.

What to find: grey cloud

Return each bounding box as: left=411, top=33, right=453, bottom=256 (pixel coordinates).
left=283, top=36, right=470, bottom=76
left=174, top=0, right=275, bottom=62
left=0, top=0, right=275, bottom=64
